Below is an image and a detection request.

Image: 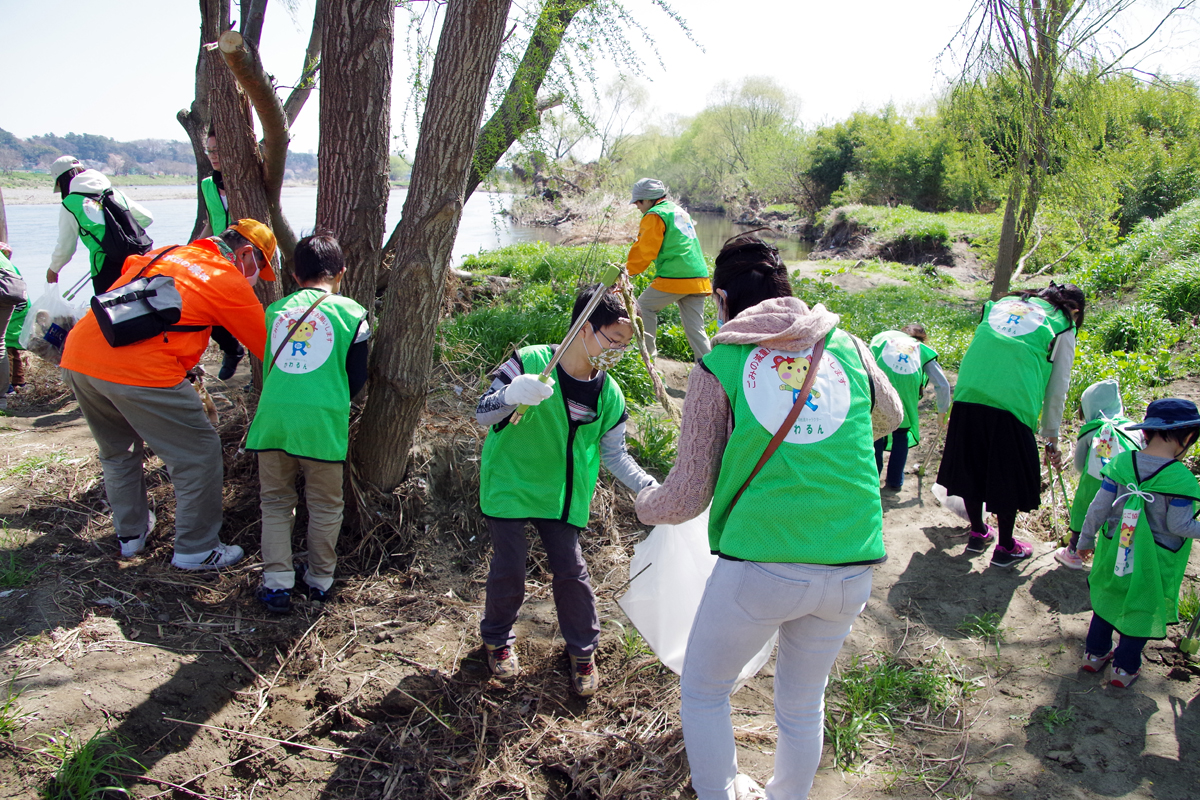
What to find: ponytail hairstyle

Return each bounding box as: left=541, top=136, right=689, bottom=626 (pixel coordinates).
left=713, top=229, right=792, bottom=320
left=1009, top=281, right=1086, bottom=330
left=901, top=323, right=928, bottom=342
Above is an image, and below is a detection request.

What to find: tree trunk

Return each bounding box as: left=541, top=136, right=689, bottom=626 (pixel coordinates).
left=356, top=0, right=514, bottom=490
left=991, top=148, right=1029, bottom=300
left=180, top=0, right=229, bottom=241
left=318, top=0, right=394, bottom=312
left=0, top=186, right=8, bottom=243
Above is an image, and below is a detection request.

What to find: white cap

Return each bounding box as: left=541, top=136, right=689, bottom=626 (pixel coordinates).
left=50, top=155, right=82, bottom=180
left=630, top=178, right=667, bottom=203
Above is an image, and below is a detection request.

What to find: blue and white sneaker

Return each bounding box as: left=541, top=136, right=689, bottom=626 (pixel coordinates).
left=257, top=586, right=291, bottom=614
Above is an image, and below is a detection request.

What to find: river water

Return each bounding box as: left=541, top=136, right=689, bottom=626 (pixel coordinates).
left=5, top=187, right=809, bottom=302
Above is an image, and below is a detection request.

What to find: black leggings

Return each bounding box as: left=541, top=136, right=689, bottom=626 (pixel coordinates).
left=965, top=500, right=1017, bottom=549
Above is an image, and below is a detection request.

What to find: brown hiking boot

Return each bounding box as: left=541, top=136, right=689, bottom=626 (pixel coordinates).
left=485, top=644, right=519, bottom=678
left=570, top=653, right=599, bottom=697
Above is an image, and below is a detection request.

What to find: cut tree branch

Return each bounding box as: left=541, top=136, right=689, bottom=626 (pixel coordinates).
left=218, top=30, right=290, bottom=201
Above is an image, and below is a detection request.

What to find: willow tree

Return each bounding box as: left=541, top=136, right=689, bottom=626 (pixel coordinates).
left=949, top=0, right=1195, bottom=299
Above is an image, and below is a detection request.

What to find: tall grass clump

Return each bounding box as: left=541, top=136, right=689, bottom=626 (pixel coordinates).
left=626, top=410, right=679, bottom=478
left=1077, top=199, right=1200, bottom=292
left=0, top=681, right=29, bottom=738
left=1142, top=257, right=1200, bottom=321
left=461, top=241, right=628, bottom=285
left=1093, top=302, right=1178, bottom=353
left=36, top=729, right=142, bottom=800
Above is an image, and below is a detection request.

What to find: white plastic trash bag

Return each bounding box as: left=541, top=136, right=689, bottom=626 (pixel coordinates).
left=931, top=483, right=989, bottom=522
left=618, top=506, right=776, bottom=684
left=19, top=291, right=82, bottom=365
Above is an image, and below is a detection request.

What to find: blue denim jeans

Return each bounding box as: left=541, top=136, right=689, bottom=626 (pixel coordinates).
left=874, top=429, right=910, bottom=488
left=680, top=558, right=873, bottom=800
left=1086, top=612, right=1149, bottom=673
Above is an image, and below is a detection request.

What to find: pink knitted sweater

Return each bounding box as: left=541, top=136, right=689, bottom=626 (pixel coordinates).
left=635, top=297, right=903, bottom=525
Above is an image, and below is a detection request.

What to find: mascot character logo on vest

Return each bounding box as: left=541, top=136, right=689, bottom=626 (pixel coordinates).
left=881, top=336, right=921, bottom=375
left=772, top=355, right=822, bottom=411
left=989, top=299, right=1046, bottom=337
left=272, top=309, right=336, bottom=374
left=746, top=346, right=851, bottom=445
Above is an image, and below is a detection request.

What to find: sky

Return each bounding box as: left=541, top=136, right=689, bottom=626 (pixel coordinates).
left=1, top=0, right=1198, bottom=156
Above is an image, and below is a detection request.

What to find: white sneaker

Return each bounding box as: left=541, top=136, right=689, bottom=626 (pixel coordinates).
left=171, top=543, right=245, bottom=571
left=734, top=774, right=766, bottom=800
left=119, top=510, right=156, bottom=558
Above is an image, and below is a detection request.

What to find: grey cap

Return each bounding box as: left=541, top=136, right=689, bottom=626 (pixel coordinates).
left=630, top=178, right=667, bottom=203
left=50, top=155, right=82, bottom=180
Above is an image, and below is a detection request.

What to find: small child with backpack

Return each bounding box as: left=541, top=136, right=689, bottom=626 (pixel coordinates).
left=475, top=283, right=658, bottom=697
left=246, top=234, right=369, bottom=613
left=1076, top=398, right=1200, bottom=688
left=1054, top=379, right=1143, bottom=569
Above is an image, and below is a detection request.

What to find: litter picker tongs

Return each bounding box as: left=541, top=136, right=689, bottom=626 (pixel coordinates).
left=510, top=263, right=624, bottom=426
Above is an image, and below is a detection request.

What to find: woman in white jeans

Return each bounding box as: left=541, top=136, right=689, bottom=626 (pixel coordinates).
left=636, top=232, right=902, bottom=799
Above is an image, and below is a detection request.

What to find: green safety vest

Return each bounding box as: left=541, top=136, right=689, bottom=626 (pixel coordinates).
left=870, top=330, right=938, bottom=447
left=479, top=345, right=626, bottom=528
left=1089, top=451, right=1200, bottom=639
left=1068, top=417, right=1140, bottom=532
left=1, top=252, right=26, bottom=349
left=954, top=297, right=1073, bottom=431
left=62, top=192, right=112, bottom=277
left=645, top=200, right=709, bottom=280
left=702, top=329, right=885, bottom=564
left=201, top=176, right=228, bottom=234
left=246, top=289, right=368, bottom=462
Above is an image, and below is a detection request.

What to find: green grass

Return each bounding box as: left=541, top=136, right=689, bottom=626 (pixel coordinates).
left=0, top=681, right=29, bottom=738
left=1092, top=302, right=1178, bottom=353
left=36, top=729, right=143, bottom=800
left=1076, top=198, right=1200, bottom=293
left=2, top=451, right=68, bottom=480
left=792, top=278, right=980, bottom=369
left=1036, top=705, right=1076, bottom=734
left=0, top=526, right=40, bottom=589
left=957, top=612, right=1005, bottom=642
left=1179, top=584, right=1199, bottom=626
left=1142, top=257, right=1200, bottom=321
left=831, top=205, right=1001, bottom=252
left=0, top=170, right=194, bottom=189
left=626, top=410, right=679, bottom=478
left=824, top=652, right=971, bottom=769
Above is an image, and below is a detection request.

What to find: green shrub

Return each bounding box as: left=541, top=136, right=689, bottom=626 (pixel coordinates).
left=1077, top=199, right=1200, bottom=292
left=1093, top=302, right=1177, bottom=352
left=1068, top=330, right=1174, bottom=412
left=626, top=410, right=679, bottom=478
left=1142, top=257, right=1200, bottom=321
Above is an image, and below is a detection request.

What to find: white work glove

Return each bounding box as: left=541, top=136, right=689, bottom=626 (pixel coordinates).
left=504, top=374, right=555, bottom=406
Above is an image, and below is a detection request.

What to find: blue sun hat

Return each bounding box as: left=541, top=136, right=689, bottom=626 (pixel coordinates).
left=1126, top=398, right=1200, bottom=431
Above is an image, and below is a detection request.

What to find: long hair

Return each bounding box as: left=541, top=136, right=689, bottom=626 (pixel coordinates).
left=713, top=230, right=792, bottom=320
left=1009, top=282, right=1086, bottom=329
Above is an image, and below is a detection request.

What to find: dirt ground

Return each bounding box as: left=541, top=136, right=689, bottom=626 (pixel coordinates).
left=0, top=353, right=1197, bottom=800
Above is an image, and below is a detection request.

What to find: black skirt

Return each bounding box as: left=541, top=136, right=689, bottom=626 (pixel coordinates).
left=936, top=401, right=1041, bottom=513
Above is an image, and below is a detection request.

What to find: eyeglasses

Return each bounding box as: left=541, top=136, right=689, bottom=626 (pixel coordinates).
left=595, top=329, right=629, bottom=351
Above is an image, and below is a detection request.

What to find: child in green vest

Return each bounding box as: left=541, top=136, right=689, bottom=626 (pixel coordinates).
left=246, top=234, right=370, bottom=614
left=476, top=284, right=658, bottom=696
left=1076, top=398, right=1200, bottom=688
left=0, top=243, right=28, bottom=409
left=1054, top=379, right=1142, bottom=570
left=870, top=323, right=951, bottom=490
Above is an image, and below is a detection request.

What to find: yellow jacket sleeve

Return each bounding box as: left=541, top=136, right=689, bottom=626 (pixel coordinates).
left=626, top=213, right=665, bottom=277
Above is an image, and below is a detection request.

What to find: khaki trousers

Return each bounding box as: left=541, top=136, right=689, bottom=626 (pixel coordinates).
left=258, top=450, right=344, bottom=591
left=63, top=369, right=223, bottom=555
left=636, top=286, right=712, bottom=361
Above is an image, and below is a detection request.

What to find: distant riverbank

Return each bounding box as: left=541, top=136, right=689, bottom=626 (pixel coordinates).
left=2, top=180, right=330, bottom=206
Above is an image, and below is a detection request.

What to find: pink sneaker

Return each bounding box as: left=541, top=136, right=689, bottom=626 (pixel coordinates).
left=1054, top=546, right=1085, bottom=570
left=964, top=525, right=996, bottom=553
left=990, top=538, right=1033, bottom=568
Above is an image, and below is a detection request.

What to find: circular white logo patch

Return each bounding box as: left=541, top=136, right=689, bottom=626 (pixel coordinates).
left=879, top=334, right=921, bottom=375
left=742, top=346, right=851, bottom=444
left=988, top=299, right=1045, bottom=337
left=673, top=210, right=698, bottom=240
left=271, top=307, right=335, bottom=374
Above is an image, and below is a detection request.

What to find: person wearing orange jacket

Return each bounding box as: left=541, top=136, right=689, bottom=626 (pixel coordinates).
left=60, top=220, right=273, bottom=570
left=626, top=178, right=712, bottom=362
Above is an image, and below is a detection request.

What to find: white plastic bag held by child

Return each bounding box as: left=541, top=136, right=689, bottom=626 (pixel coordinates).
left=618, top=506, right=776, bottom=684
